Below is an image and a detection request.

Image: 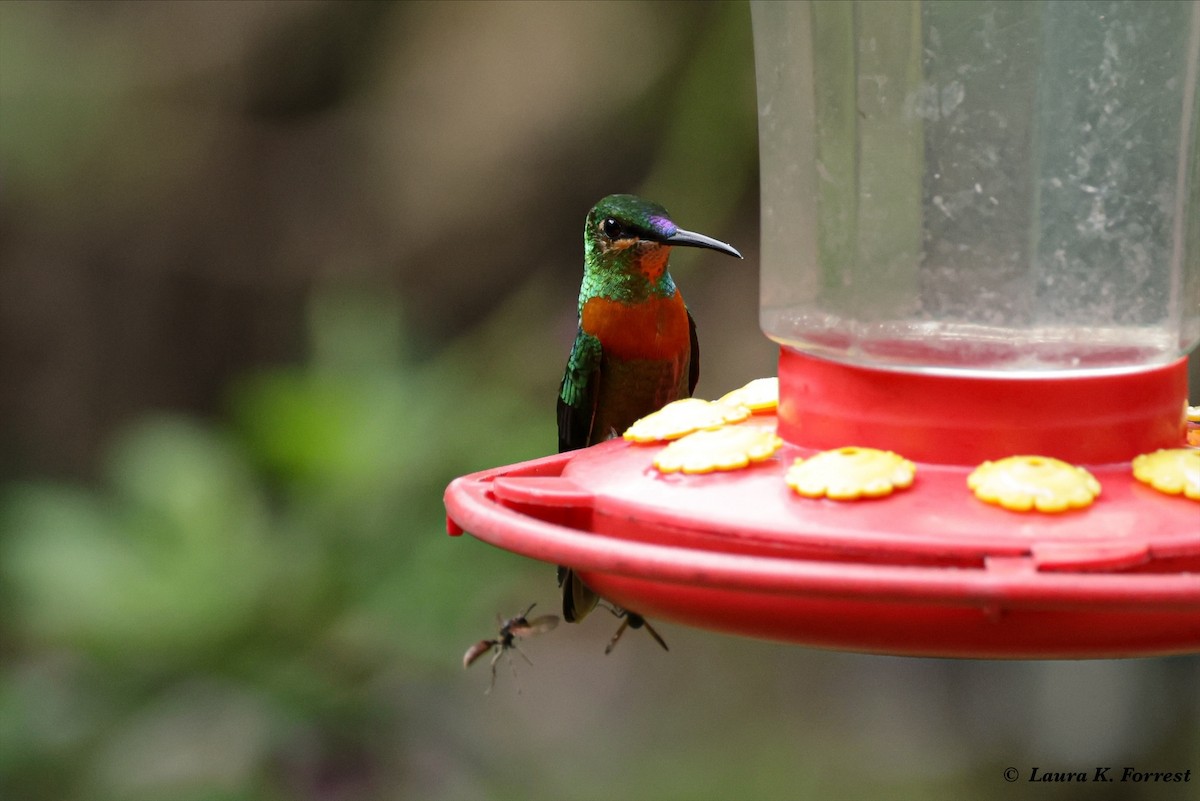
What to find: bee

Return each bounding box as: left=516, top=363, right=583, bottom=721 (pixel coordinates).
left=463, top=603, right=559, bottom=693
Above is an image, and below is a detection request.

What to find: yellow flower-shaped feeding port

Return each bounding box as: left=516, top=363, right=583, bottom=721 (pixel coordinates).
left=785, top=447, right=916, bottom=500
left=653, top=426, right=783, bottom=474
left=967, top=456, right=1100, bottom=513
left=1186, top=404, right=1200, bottom=423
left=717, top=377, right=778, bottom=414
left=623, top=398, right=750, bottom=444
left=1132, top=448, right=1200, bottom=501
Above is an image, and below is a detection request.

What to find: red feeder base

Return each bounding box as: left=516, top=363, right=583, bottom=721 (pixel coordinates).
left=444, top=352, right=1200, bottom=659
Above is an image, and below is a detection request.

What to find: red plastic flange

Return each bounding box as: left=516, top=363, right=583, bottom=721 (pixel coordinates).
left=444, top=347, right=1199, bottom=658
left=777, top=348, right=1188, bottom=464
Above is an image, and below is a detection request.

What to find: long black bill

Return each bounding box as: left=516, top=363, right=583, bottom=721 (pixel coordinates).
left=664, top=227, right=743, bottom=259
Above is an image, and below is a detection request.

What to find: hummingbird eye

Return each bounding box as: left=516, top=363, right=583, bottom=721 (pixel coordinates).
left=601, top=217, right=624, bottom=240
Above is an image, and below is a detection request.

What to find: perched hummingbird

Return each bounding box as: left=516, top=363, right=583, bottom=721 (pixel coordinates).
left=556, top=194, right=742, bottom=648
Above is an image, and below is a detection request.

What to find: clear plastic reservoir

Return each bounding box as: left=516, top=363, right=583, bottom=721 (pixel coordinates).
left=752, top=0, right=1200, bottom=374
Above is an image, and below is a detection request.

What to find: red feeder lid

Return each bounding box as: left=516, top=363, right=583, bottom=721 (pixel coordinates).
left=444, top=352, right=1200, bottom=659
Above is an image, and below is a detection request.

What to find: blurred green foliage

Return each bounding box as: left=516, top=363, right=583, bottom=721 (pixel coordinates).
left=0, top=284, right=559, bottom=800
left=1, top=2, right=1196, bottom=801
left=0, top=0, right=769, bottom=795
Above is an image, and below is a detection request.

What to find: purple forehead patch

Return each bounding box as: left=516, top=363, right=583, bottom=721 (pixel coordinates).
left=648, top=215, right=677, bottom=237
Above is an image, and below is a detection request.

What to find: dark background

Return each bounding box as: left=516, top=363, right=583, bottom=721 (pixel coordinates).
left=1, top=2, right=1196, bottom=800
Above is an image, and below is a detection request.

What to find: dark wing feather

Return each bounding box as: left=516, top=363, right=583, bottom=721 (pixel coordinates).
left=687, top=309, right=699, bottom=397
left=560, top=566, right=599, bottom=622
left=556, top=328, right=604, bottom=621
left=557, top=328, right=603, bottom=452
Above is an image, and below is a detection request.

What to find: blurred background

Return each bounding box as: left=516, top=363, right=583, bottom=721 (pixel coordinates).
left=0, top=2, right=1195, bottom=800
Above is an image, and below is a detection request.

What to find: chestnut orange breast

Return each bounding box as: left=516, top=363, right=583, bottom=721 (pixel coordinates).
left=581, top=292, right=691, bottom=362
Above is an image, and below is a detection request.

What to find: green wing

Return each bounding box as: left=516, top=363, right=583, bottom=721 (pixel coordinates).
left=556, top=328, right=603, bottom=620
left=557, top=327, right=602, bottom=452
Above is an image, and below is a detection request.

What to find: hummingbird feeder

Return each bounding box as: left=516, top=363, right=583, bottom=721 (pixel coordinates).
left=445, top=0, right=1200, bottom=658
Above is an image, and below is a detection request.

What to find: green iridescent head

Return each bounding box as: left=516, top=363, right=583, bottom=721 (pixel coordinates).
left=582, top=194, right=742, bottom=280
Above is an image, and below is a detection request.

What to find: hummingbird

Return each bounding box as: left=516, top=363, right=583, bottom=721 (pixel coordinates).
left=556, top=194, right=742, bottom=650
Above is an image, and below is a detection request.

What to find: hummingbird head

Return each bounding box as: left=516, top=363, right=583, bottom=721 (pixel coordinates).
left=583, top=194, right=742, bottom=286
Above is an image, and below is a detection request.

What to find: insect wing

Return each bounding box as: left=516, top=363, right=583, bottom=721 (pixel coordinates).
left=511, top=614, right=559, bottom=638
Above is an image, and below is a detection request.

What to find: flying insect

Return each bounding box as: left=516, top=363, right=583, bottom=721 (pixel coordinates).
left=463, top=603, right=559, bottom=693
